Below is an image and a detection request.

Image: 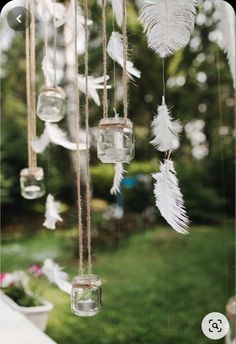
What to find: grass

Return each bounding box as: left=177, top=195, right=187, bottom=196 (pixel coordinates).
left=1, top=224, right=235, bottom=344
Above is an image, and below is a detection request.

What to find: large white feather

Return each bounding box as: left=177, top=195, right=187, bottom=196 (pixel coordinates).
left=107, top=32, right=141, bottom=79
left=152, top=159, right=189, bottom=234
left=42, top=258, right=71, bottom=294
left=78, top=74, right=111, bottom=106
left=218, top=0, right=236, bottom=89
left=31, top=128, right=50, bottom=153
left=43, top=194, right=63, bottom=230
left=139, top=0, right=197, bottom=58
left=150, top=97, right=182, bottom=152
left=110, top=163, right=126, bottom=195
left=41, top=55, right=63, bottom=87
left=110, top=0, right=123, bottom=27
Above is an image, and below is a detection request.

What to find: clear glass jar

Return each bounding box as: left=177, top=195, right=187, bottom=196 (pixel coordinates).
left=37, top=86, right=66, bottom=122
left=20, top=167, right=45, bottom=200
left=97, top=117, right=135, bottom=163
left=71, top=275, right=102, bottom=317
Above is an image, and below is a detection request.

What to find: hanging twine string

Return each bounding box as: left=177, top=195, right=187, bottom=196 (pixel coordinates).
left=26, top=0, right=37, bottom=169
left=122, top=0, right=128, bottom=121
left=102, top=0, right=108, bottom=118
left=43, top=0, right=49, bottom=85
left=74, top=0, right=84, bottom=275
left=53, top=0, right=57, bottom=87
left=162, top=58, right=166, bottom=99
left=84, top=0, right=92, bottom=276
left=112, top=4, right=117, bottom=112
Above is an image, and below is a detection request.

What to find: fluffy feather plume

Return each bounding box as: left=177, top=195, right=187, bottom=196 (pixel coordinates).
left=139, top=0, right=197, bottom=58
left=152, top=159, right=189, bottom=234
left=110, top=0, right=123, bottom=27
left=42, top=258, right=71, bottom=294
left=78, top=75, right=111, bottom=106
left=42, top=55, right=63, bottom=87
left=32, top=123, right=87, bottom=153
left=218, top=0, right=236, bottom=89
left=110, top=163, right=126, bottom=195
left=150, top=97, right=182, bottom=152
left=107, top=32, right=141, bottom=79
left=43, top=194, right=63, bottom=230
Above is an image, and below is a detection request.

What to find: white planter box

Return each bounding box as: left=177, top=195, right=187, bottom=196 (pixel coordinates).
left=1, top=293, right=53, bottom=331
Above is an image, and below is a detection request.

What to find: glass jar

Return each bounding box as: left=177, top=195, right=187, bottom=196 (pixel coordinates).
left=37, top=86, right=66, bottom=122
left=20, top=167, right=45, bottom=200
left=71, top=275, right=102, bottom=317
left=97, top=117, right=135, bottom=163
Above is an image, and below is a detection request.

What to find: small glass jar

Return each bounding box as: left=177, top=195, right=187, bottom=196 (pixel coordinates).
left=37, top=86, right=66, bottom=122
left=20, top=167, right=45, bottom=200
left=71, top=274, right=102, bottom=317
left=97, top=117, right=135, bottom=163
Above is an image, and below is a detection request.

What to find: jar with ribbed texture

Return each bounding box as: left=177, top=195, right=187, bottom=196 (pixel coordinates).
left=20, top=167, right=45, bottom=200
left=37, top=86, right=66, bottom=122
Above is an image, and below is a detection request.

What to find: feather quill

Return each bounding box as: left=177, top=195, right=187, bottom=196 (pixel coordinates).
left=139, top=0, right=197, bottom=58
left=78, top=74, right=111, bottom=106
left=152, top=159, right=189, bottom=234
left=150, top=97, right=182, bottom=152
left=107, top=32, right=141, bottom=79
left=42, top=258, right=71, bottom=294
left=43, top=194, right=63, bottom=230
left=218, top=0, right=236, bottom=89
left=110, top=163, right=126, bottom=195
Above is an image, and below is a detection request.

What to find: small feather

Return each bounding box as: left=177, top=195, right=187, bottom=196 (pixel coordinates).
left=218, top=0, right=236, bottom=89
left=42, top=55, right=63, bottom=87
left=139, top=0, right=197, bottom=58
left=43, top=194, right=63, bottom=230
left=46, top=122, right=77, bottom=150
left=107, top=32, right=141, bottom=79
left=42, top=258, right=72, bottom=294
left=150, top=97, right=182, bottom=152
left=110, top=163, right=126, bottom=195
left=152, top=159, right=190, bottom=234
left=31, top=127, right=50, bottom=153
left=78, top=74, right=111, bottom=106
left=109, top=0, right=123, bottom=27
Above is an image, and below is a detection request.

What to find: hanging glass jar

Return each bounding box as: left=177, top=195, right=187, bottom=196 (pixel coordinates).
left=20, top=167, right=45, bottom=200
left=71, top=275, right=102, bottom=317
left=97, top=117, right=135, bottom=163
left=37, top=86, right=66, bottom=122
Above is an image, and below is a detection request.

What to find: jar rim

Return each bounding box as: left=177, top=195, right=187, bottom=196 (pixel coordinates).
left=72, top=274, right=101, bottom=287
left=98, top=117, right=133, bottom=129
left=40, top=86, right=66, bottom=97
left=20, top=167, right=44, bottom=178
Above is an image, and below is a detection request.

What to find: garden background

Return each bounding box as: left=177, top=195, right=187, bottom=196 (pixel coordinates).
left=1, top=0, right=235, bottom=343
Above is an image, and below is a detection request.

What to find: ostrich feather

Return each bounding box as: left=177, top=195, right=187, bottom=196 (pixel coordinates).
left=42, top=258, right=72, bottom=294
left=150, top=97, right=182, bottom=152
left=139, top=0, right=197, bottom=58
left=78, top=74, right=111, bottom=106
left=107, top=32, right=141, bottom=79
left=152, top=160, right=189, bottom=234
left=43, top=194, right=63, bottom=230
left=218, top=0, right=236, bottom=89
left=110, top=0, right=123, bottom=27
left=110, top=163, right=126, bottom=195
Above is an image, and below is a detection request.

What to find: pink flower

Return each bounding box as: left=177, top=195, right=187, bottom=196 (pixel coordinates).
left=28, top=264, right=43, bottom=277
left=0, top=272, right=14, bottom=288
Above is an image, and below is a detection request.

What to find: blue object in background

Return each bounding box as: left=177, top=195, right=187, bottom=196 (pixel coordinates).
left=122, top=176, right=138, bottom=188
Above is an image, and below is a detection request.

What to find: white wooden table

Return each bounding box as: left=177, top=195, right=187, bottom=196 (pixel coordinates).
left=0, top=297, right=57, bottom=344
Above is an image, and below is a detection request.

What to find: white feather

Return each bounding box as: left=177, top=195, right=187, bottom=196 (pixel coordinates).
left=31, top=128, right=50, bottom=153
left=110, top=163, right=126, bottom=195
left=41, top=55, right=63, bottom=87
left=107, top=32, right=141, bottom=79
left=109, top=0, right=123, bottom=27
left=139, top=0, right=197, bottom=58
left=150, top=97, right=182, bottom=152
left=42, top=258, right=72, bottom=294
left=46, top=122, right=77, bottom=150
left=152, top=159, right=189, bottom=234
left=78, top=74, right=111, bottom=106
left=218, top=0, right=236, bottom=89
left=43, top=194, right=63, bottom=230
left=47, top=0, right=66, bottom=27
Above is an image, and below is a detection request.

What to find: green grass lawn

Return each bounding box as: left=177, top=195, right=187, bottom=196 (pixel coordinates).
left=1, top=224, right=235, bottom=344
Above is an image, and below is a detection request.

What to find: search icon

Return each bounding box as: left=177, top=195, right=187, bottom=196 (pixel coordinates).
left=212, top=322, right=219, bottom=330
